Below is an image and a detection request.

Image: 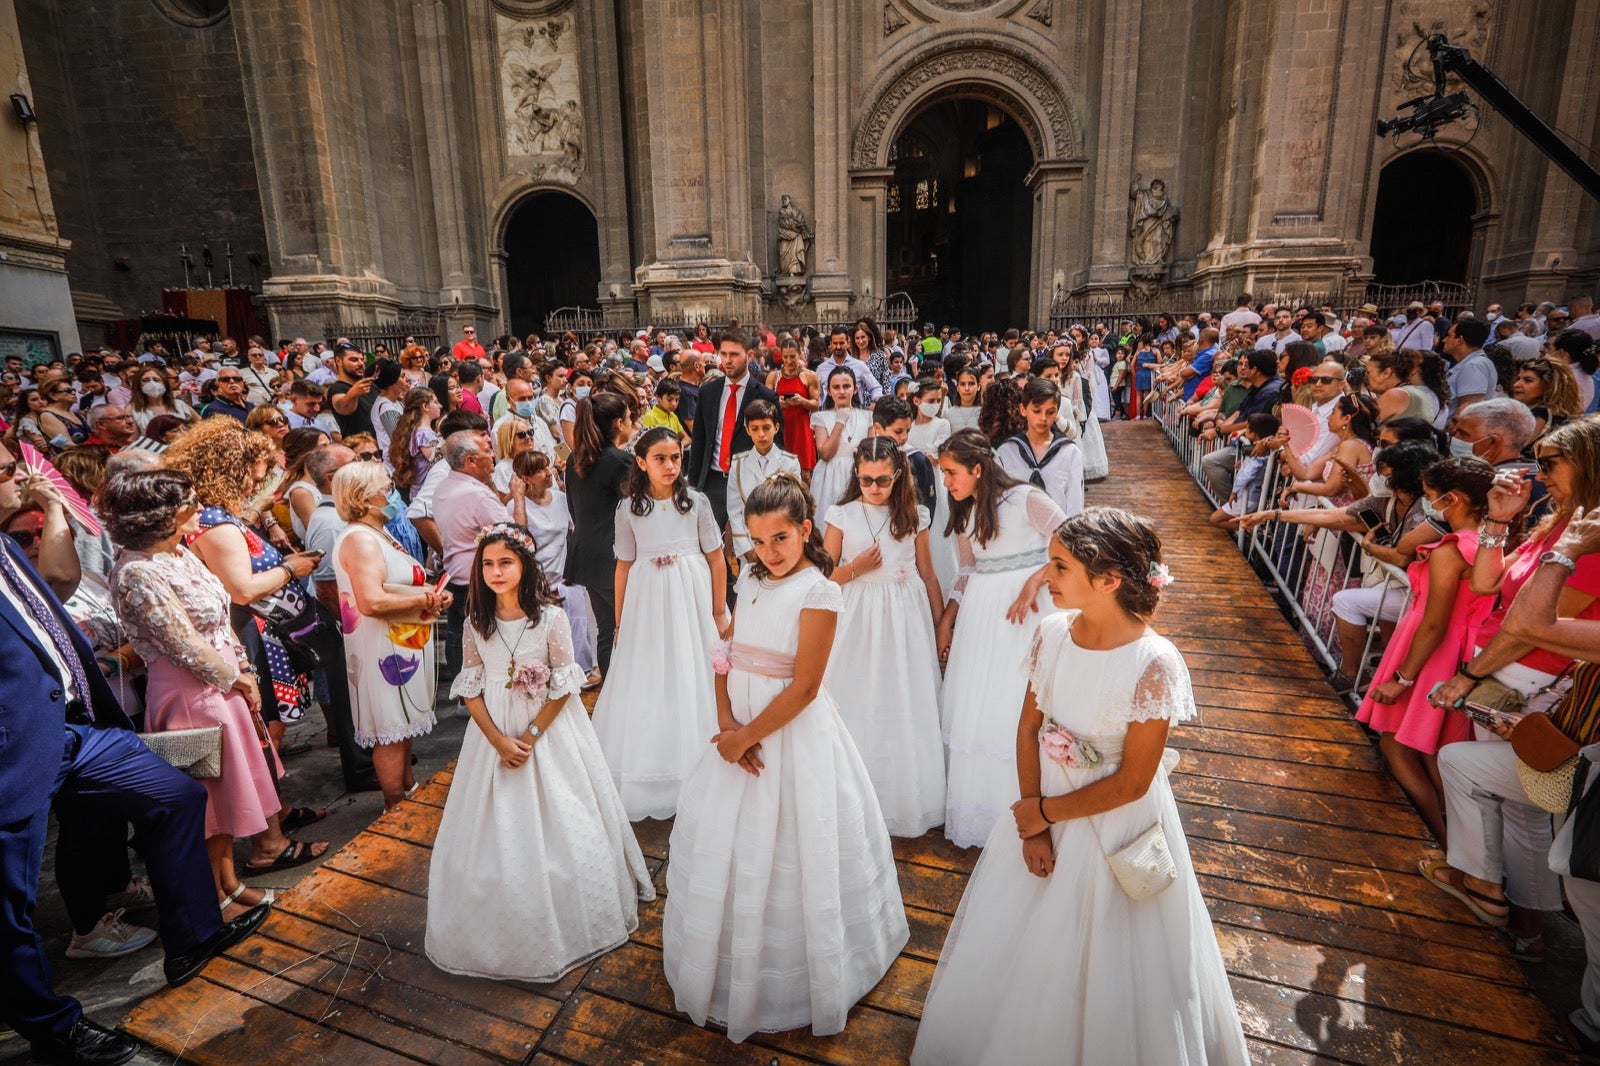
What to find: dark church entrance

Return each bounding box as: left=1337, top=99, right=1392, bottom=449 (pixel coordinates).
left=885, top=100, right=1034, bottom=334
left=1369, top=150, right=1477, bottom=286
left=503, top=191, right=601, bottom=339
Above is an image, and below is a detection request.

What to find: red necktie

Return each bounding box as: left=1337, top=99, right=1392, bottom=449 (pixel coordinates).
left=718, top=381, right=740, bottom=471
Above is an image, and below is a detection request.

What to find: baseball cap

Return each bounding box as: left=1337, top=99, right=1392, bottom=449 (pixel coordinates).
left=647, top=355, right=666, bottom=373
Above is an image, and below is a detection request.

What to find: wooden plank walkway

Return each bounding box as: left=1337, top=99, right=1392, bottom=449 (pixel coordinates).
left=123, top=420, right=1577, bottom=1064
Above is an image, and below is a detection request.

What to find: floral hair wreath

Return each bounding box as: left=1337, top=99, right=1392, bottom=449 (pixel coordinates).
left=1147, top=562, right=1175, bottom=589
left=476, top=522, right=538, bottom=556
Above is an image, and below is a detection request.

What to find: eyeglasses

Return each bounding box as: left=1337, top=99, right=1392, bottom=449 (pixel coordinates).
left=463, top=329, right=476, bottom=335
left=216, top=376, right=243, bottom=383
left=1309, top=375, right=1342, bottom=385
left=1535, top=454, right=1564, bottom=473
left=355, top=450, right=381, bottom=461
left=0, top=460, right=17, bottom=480
left=7, top=529, right=38, bottom=548
left=513, top=430, right=534, bottom=441
left=262, top=417, right=288, bottom=428
left=857, top=474, right=898, bottom=488
left=179, top=494, right=200, bottom=510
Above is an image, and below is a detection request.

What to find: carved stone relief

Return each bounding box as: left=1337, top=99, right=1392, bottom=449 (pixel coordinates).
left=1391, top=1, right=1493, bottom=98
left=851, top=41, right=1082, bottom=168
left=883, top=2, right=909, bottom=36
left=497, top=11, right=584, bottom=183
left=1025, top=0, right=1053, bottom=27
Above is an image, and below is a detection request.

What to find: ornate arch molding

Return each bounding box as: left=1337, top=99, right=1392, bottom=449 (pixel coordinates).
left=851, top=38, right=1084, bottom=168
left=489, top=181, right=599, bottom=251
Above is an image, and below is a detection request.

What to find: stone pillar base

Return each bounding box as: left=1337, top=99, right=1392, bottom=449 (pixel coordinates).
left=259, top=274, right=403, bottom=342
left=634, top=257, right=764, bottom=324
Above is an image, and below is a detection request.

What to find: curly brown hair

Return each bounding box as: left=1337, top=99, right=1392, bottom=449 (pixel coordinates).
left=162, top=416, right=278, bottom=513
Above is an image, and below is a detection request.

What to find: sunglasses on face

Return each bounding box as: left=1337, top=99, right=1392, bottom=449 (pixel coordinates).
left=179, top=494, right=200, bottom=510
left=857, top=474, right=898, bottom=488
left=7, top=529, right=39, bottom=548
left=1309, top=375, right=1342, bottom=385
left=1535, top=454, right=1564, bottom=473
left=514, top=430, right=534, bottom=441
left=262, top=416, right=288, bottom=428
left=355, top=450, right=381, bottom=461
left=216, top=376, right=243, bottom=384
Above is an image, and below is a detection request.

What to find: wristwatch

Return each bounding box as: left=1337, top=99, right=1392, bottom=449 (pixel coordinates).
left=1540, top=550, right=1578, bottom=573
left=527, top=724, right=542, bottom=740
left=1392, top=669, right=1415, bottom=687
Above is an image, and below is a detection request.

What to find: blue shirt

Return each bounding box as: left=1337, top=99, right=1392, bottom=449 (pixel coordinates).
left=1185, top=346, right=1219, bottom=400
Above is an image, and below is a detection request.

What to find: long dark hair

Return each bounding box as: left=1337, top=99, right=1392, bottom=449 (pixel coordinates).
left=744, top=473, right=834, bottom=580
left=570, top=391, right=629, bottom=478
left=837, top=435, right=921, bottom=540
left=939, top=428, right=1022, bottom=547
left=821, top=364, right=862, bottom=409
left=467, top=524, right=563, bottom=639
left=625, top=425, right=694, bottom=516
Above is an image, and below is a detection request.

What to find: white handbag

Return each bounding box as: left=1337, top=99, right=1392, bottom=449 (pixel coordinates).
left=1097, top=821, right=1177, bottom=900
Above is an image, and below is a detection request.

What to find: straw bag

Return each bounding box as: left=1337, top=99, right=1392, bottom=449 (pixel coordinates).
left=1512, top=664, right=1600, bottom=814
left=143, top=725, right=224, bottom=779
left=1098, top=821, right=1177, bottom=900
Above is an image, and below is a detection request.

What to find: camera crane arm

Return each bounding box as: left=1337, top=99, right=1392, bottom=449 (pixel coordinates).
left=1376, top=33, right=1600, bottom=203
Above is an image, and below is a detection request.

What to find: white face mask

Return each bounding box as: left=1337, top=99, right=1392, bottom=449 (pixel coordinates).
left=918, top=400, right=942, bottom=418
left=141, top=380, right=168, bottom=398
left=1367, top=473, right=1389, bottom=496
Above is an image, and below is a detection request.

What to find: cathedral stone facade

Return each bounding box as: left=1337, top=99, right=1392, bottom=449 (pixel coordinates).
left=6, top=0, right=1599, bottom=347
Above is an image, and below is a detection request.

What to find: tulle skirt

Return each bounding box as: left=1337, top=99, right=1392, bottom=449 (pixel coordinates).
left=663, top=668, right=908, bottom=1042
left=591, top=556, right=719, bottom=820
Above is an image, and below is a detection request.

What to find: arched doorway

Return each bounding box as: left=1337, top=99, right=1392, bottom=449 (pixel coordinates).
left=1369, top=151, right=1477, bottom=285
left=885, top=100, right=1034, bottom=333
left=502, top=191, right=601, bottom=338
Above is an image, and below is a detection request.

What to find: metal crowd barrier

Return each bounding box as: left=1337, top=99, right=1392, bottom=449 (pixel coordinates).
left=1150, top=397, right=1412, bottom=702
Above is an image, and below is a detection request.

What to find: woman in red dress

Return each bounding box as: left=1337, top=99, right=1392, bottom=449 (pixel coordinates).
left=766, top=336, right=819, bottom=473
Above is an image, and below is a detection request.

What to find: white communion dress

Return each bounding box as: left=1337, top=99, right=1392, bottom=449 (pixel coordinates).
left=426, top=606, right=654, bottom=982
left=590, top=490, right=723, bottom=820
left=808, top=407, right=874, bottom=519
left=941, top=485, right=1066, bottom=847
left=663, top=566, right=908, bottom=1042
left=823, top=500, right=946, bottom=836
left=912, top=612, right=1250, bottom=1065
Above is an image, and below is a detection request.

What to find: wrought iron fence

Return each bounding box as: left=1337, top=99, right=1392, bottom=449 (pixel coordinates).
left=543, top=292, right=919, bottom=345
left=1151, top=396, right=1411, bottom=703
left=320, top=311, right=441, bottom=355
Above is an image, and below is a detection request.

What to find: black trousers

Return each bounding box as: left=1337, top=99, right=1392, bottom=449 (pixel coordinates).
left=588, top=584, right=616, bottom=679
left=443, top=581, right=470, bottom=685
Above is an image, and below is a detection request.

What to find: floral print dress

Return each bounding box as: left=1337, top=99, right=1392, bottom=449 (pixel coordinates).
left=331, top=522, right=437, bottom=747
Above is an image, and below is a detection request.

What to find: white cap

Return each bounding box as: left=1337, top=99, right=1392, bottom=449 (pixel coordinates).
left=647, top=355, right=666, bottom=373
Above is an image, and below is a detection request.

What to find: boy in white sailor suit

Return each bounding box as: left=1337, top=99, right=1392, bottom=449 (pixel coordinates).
left=725, top=399, right=802, bottom=563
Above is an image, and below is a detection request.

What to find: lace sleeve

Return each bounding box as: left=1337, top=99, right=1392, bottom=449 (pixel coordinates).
left=450, top=626, right=485, bottom=699
left=1122, top=641, right=1197, bottom=726
left=695, top=491, right=723, bottom=554
left=113, top=562, right=239, bottom=691
left=1024, top=487, right=1069, bottom=539
left=613, top=503, right=637, bottom=561
left=800, top=577, right=844, bottom=613
left=949, top=531, right=976, bottom=602
left=1020, top=613, right=1070, bottom=713
left=543, top=606, right=587, bottom=700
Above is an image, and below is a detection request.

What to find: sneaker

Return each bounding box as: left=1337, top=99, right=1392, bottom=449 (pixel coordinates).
left=110, top=874, right=155, bottom=911
left=66, top=909, right=158, bottom=959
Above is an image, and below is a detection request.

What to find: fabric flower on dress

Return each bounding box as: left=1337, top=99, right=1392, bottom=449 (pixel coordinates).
left=1038, top=717, right=1102, bottom=769
left=379, top=653, right=421, bottom=723
left=338, top=594, right=361, bottom=635
left=710, top=640, right=733, bottom=676
left=651, top=554, right=678, bottom=568
left=509, top=661, right=551, bottom=700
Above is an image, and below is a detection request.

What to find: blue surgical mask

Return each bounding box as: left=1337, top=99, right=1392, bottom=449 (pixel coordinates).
left=515, top=400, right=537, bottom=419
left=1420, top=493, right=1450, bottom=522
left=1449, top=436, right=1481, bottom=460
left=574, top=385, right=591, bottom=400
left=379, top=500, right=402, bottom=521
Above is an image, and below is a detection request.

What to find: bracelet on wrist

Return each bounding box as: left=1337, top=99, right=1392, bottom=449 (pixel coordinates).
left=1392, top=669, right=1415, bottom=687
left=1459, top=662, right=1489, bottom=683
left=1038, top=796, right=1054, bottom=825
left=1481, top=517, right=1511, bottom=528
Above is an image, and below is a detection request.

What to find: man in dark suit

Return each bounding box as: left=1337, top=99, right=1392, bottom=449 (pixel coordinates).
left=687, top=326, right=779, bottom=532
left=0, top=484, right=269, bottom=1064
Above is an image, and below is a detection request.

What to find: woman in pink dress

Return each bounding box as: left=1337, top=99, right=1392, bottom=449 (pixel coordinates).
left=1357, top=456, right=1495, bottom=845
left=107, top=470, right=327, bottom=920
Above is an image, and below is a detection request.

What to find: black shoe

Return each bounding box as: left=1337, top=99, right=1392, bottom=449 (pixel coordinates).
left=29, top=1020, right=138, bottom=1066
left=163, top=903, right=271, bottom=987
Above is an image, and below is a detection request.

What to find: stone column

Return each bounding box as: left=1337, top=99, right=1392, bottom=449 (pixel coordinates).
left=0, top=0, right=80, bottom=355
left=807, top=0, right=852, bottom=314
left=631, top=0, right=762, bottom=322
left=1082, top=0, right=1142, bottom=290
left=233, top=0, right=401, bottom=338
left=1027, top=161, right=1086, bottom=324
left=847, top=168, right=895, bottom=321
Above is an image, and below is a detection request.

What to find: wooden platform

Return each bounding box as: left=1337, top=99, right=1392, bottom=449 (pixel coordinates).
left=123, top=420, right=1578, bottom=1064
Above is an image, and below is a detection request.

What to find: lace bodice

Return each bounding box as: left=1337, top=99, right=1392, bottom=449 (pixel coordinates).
left=732, top=567, right=843, bottom=658
left=950, top=486, right=1067, bottom=600
left=1023, top=611, right=1196, bottom=741
left=613, top=490, right=722, bottom=562
left=450, top=604, right=586, bottom=704
left=111, top=547, right=244, bottom=691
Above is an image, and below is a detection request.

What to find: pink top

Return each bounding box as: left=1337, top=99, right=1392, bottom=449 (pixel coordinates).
left=433, top=470, right=509, bottom=585
left=1474, top=520, right=1600, bottom=675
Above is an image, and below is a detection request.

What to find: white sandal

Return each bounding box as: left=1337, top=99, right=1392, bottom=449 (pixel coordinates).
left=220, top=883, right=275, bottom=912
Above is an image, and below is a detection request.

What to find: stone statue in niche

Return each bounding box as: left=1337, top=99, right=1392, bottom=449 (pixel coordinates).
left=776, top=195, right=813, bottom=276
left=1128, top=173, right=1179, bottom=298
